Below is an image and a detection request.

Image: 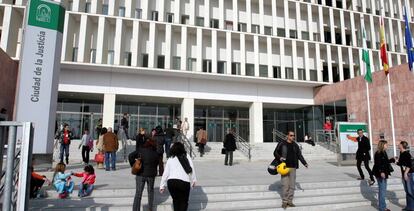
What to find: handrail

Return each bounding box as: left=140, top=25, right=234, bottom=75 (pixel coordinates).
left=178, top=132, right=196, bottom=159
left=272, top=129, right=287, bottom=142
left=314, top=129, right=338, bottom=153
left=234, top=132, right=251, bottom=161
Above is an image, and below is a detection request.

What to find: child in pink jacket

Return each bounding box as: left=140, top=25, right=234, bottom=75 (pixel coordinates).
left=72, top=165, right=96, bottom=197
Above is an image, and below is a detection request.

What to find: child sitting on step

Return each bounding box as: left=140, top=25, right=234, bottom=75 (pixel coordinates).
left=53, top=163, right=74, bottom=199
left=72, top=164, right=96, bottom=197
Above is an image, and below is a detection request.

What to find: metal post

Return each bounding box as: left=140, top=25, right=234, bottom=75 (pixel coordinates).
left=0, top=127, right=4, bottom=172
left=3, top=125, right=17, bottom=211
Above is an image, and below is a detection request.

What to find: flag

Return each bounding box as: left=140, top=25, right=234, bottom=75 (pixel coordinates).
left=404, top=6, right=414, bottom=71
left=380, top=17, right=389, bottom=75
left=361, top=19, right=372, bottom=83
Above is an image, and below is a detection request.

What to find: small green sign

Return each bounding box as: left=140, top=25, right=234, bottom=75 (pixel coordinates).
left=339, top=124, right=367, bottom=133
left=28, top=0, right=65, bottom=33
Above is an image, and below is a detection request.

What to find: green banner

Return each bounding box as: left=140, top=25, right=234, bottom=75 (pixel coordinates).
left=28, top=0, right=65, bottom=33
left=339, top=124, right=367, bottom=133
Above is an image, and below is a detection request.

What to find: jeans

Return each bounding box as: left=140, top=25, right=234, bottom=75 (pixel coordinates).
left=133, top=176, right=155, bottom=211
left=165, top=138, right=172, bottom=157
left=225, top=151, right=233, bottom=165
left=403, top=173, right=414, bottom=210
left=59, top=144, right=70, bottom=163
left=81, top=145, right=90, bottom=164
left=377, top=177, right=387, bottom=211
left=281, top=168, right=297, bottom=203
left=198, top=143, right=205, bottom=156
left=168, top=179, right=191, bottom=211
left=357, top=158, right=375, bottom=181
left=105, top=152, right=116, bottom=170
left=78, top=183, right=94, bottom=197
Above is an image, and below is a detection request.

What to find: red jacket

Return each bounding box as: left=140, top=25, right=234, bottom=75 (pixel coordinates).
left=73, top=172, right=96, bottom=185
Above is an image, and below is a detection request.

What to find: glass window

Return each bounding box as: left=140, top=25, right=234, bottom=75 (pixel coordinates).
left=107, top=50, right=114, bottom=65
left=310, top=69, right=318, bottom=81
left=166, top=13, right=174, bottom=23
left=124, top=52, right=132, bottom=66
left=273, top=66, right=281, bottom=78
left=90, top=49, right=96, bottom=63
left=187, top=58, right=196, bottom=71
left=246, top=64, right=255, bottom=76
left=343, top=68, right=350, bottom=80
left=135, top=9, right=142, bottom=19
left=203, top=60, right=212, bottom=73
left=259, top=65, right=268, bottom=77
left=264, top=26, right=272, bottom=35
left=142, top=54, right=148, bottom=67
left=118, top=6, right=125, bottom=17
left=232, top=62, right=241, bottom=75
left=157, top=55, right=165, bottom=68
left=252, top=24, right=260, bottom=34
left=172, top=56, right=181, bottom=70
left=181, top=15, right=189, bottom=24
left=217, top=61, right=226, bottom=74
left=85, top=2, right=91, bottom=13
left=323, top=65, right=329, bottom=82
left=72, top=47, right=78, bottom=62
left=139, top=105, right=156, bottom=116
left=285, top=67, right=293, bottom=79
left=277, top=28, right=285, bottom=37
left=102, top=4, right=108, bottom=15
left=289, top=30, right=297, bottom=39
left=225, top=21, right=233, bottom=30
left=238, top=23, right=247, bottom=32
left=302, top=31, right=310, bottom=40
left=151, top=11, right=158, bottom=21
left=298, top=68, right=306, bottom=80
left=196, top=17, right=204, bottom=26
left=210, top=19, right=219, bottom=28
left=313, top=33, right=320, bottom=42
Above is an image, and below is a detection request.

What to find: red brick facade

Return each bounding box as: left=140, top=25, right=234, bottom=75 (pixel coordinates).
left=0, top=49, right=18, bottom=120
left=314, top=64, right=414, bottom=145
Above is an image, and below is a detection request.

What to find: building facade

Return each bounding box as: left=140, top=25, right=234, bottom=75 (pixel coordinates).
left=0, top=0, right=413, bottom=144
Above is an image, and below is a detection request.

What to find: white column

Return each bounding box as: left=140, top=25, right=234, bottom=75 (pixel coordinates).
left=388, top=19, right=395, bottom=52
left=212, top=30, right=218, bottom=73
left=125, top=0, right=133, bottom=18
left=174, top=0, right=181, bottom=24
left=307, top=4, right=313, bottom=41
left=204, top=0, right=210, bottom=27
left=226, top=32, right=232, bottom=75
left=327, top=45, right=333, bottom=82
left=165, top=24, right=172, bottom=69
left=316, top=43, right=322, bottom=81
left=219, top=0, right=225, bottom=29
left=349, top=47, right=355, bottom=78
left=338, top=47, right=344, bottom=81
left=72, top=0, right=81, bottom=12
left=114, top=19, right=123, bottom=65
left=397, top=21, right=404, bottom=53
left=361, top=0, right=367, bottom=13
left=142, top=0, right=149, bottom=19
left=108, top=0, right=117, bottom=16
left=103, top=93, right=116, bottom=129
left=189, top=0, right=195, bottom=25
left=284, top=0, right=289, bottom=37
left=329, top=8, right=335, bottom=44
left=369, top=15, right=376, bottom=49
left=148, top=22, right=156, bottom=68
left=240, top=34, right=246, bottom=76
left=233, top=0, right=239, bottom=31
left=249, top=102, right=263, bottom=144
left=267, top=37, right=273, bottom=78
left=77, top=14, right=88, bottom=62
left=91, top=0, right=99, bottom=14
left=254, top=35, right=259, bottom=77
left=296, top=2, right=301, bottom=39
left=397, top=0, right=403, bottom=19
left=272, top=0, right=277, bottom=36
left=61, top=13, right=71, bottom=61
left=181, top=98, right=195, bottom=141
left=259, top=0, right=265, bottom=34
left=131, top=21, right=140, bottom=67
left=292, top=40, right=298, bottom=80
left=246, top=0, right=252, bottom=33
left=318, top=6, right=324, bottom=42
left=350, top=12, right=357, bottom=47
left=181, top=26, right=188, bottom=70
left=158, top=0, right=165, bottom=22
left=340, top=11, right=346, bottom=45
left=370, top=0, right=376, bottom=14
left=304, top=42, right=310, bottom=80
left=196, top=28, right=203, bottom=72
left=96, top=16, right=107, bottom=64
left=280, top=39, right=286, bottom=79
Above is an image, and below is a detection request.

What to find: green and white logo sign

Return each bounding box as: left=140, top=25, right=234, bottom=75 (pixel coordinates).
left=337, top=122, right=368, bottom=154
left=15, top=0, right=65, bottom=154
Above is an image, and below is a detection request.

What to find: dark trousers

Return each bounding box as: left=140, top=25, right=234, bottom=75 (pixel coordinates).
left=158, top=155, right=164, bottom=175
left=133, top=176, right=155, bottom=211
left=165, top=138, right=172, bottom=157
left=30, top=177, right=45, bottom=198
left=198, top=143, right=205, bottom=156
left=225, top=151, right=233, bottom=166
left=357, top=158, right=374, bottom=181
left=59, top=144, right=70, bottom=163
left=167, top=179, right=191, bottom=211
left=81, top=145, right=90, bottom=164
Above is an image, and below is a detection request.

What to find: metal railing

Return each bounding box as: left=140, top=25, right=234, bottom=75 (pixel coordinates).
left=178, top=133, right=196, bottom=159
left=314, top=129, right=339, bottom=153
left=272, top=129, right=287, bottom=142
left=234, top=132, right=251, bottom=161
left=0, top=121, right=34, bottom=211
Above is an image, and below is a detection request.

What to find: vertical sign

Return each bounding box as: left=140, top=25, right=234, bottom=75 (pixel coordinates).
left=15, top=0, right=65, bottom=154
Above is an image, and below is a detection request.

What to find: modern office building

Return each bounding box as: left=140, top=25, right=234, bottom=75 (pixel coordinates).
left=0, top=0, right=413, bottom=144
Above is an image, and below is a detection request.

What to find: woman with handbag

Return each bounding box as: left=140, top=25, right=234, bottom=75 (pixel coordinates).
left=196, top=127, right=207, bottom=157
left=95, top=127, right=107, bottom=169
left=160, top=142, right=197, bottom=211
left=129, top=139, right=159, bottom=211
left=372, top=140, right=395, bottom=211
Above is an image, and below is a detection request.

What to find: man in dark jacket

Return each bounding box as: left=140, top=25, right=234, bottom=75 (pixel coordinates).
left=224, top=129, right=237, bottom=166
left=121, top=113, right=129, bottom=139
left=154, top=126, right=165, bottom=175
left=56, top=124, right=73, bottom=164
left=356, top=129, right=375, bottom=185
left=164, top=124, right=175, bottom=158
left=274, top=130, right=308, bottom=209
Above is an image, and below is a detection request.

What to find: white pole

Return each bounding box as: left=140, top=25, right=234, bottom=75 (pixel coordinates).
left=387, top=75, right=397, bottom=157
left=365, top=81, right=374, bottom=161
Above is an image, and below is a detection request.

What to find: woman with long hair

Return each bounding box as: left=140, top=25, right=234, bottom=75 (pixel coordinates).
left=372, top=140, right=395, bottom=211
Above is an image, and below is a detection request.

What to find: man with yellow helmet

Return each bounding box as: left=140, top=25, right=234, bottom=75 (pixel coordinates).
left=273, top=130, right=308, bottom=209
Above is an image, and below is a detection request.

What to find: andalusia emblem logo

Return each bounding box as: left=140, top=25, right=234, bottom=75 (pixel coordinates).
left=36, top=4, right=51, bottom=23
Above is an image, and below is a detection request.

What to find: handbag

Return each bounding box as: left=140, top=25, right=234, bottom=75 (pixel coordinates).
left=131, top=157, right=142, bottom=175
left=94, top=152, right=104, bottom=163
left=267, top=158, right=280, bottom=175
left=177, top=154, right=192, bottom=174
left=221, top=148, right=226, bottom=155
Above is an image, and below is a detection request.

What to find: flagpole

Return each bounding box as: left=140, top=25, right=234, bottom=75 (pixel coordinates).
left=365, top=79, right=374, bottom=160
left=387, top=74, right=397, bottom=157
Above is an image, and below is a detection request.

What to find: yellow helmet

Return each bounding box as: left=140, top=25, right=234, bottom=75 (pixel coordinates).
left=277, top=162, right=290, bottom=176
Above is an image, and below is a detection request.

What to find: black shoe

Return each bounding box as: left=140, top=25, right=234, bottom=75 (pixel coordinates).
left=66, top=159, right=69, bottom=165
left=357, top=177, right=364, bottom=180
left=224, top=163, right=228, bottom=166
left=282, top=202, right=288, bottom=209
left=287, top=202, right=296, bottom=207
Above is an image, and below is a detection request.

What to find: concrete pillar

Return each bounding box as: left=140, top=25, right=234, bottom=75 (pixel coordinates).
left=204, top=0, right=210, bottom=27
left=96, top=16, right=107, bottom=64
left=77, top=14, right=88, bottom=62
left=103, top=93, right=116, bottom=129
left=240, top=34, right=246, bottom=76
left=249, top=102, right=263, bottom=144
left=181, top=26, right=188, bottom=70
left=226, top=31, right=232, bottom=75
left=212, top=30, right=218, bottom=73
left=181, top=98, right=194, bottom=141
left=196, top=28, right=203, bottom=72
left=254, top=36, right=259, bottom=77
left=267, top=37, right=273, bottom=78
left=165, top=24, right=172, bottom=69
left=246, top=0, right=252, bottom=33
left=114, top=19, right=123, bottom=66
left=131, top=21, right=140, bottom=67
left=233, top=0, right=239, bottom=31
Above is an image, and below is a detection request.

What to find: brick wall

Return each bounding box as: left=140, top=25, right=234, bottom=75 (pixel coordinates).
left=0, top=49, right=18, bottom=120
left=314, top=64, right=414, bottom=145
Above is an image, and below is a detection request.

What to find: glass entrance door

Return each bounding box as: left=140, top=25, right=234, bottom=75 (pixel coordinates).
left=207, top=119, right=223, bottom=142
left=57, top=112, right=103, bottom=139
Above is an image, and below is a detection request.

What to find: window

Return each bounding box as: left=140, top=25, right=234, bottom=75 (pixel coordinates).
left=324, top=31, right=331, bottom=43
left=187, top=58, right=196, bottom=71
left=273, top=66, right=281, bottom=78
left=135, top=9, right=142, bottom=19
left=336, top=0, right=343, bottom=8
left=166, top=13, right=174, bottom=23
left=285, top=67, right=293, bottom=79
left=181, top=15, right=189, bottom=24
left=252, top=24, right=260, bottom=34
left=335, top=33, right=342, bottom=44
left=246, top=64, right=255, bottom=76
left=313, top=33, right=320, bottom=41
left=102, top=4, right=108, bottom=15
left=289, top=30, right=297, bottom=39
left=152, top=11, right=159, bottom=21
left=107, top=50, right=114, bottom=65
left=326, top=0, right=332, bottom=6
left=225, top=21, right=233, bottom=30
left=302, top=31, right=310, bottom=40
left=264, top=26, right=272, bottom=35
left=346, top=34, right=352, bottom=45
left=323, top=65, right=329, bottom=82
left=142, top=54, right=148, bottom=67
left=238, top=23, right=247, bottom=32
left=210, top=19, right=219, bottom=29
left=277, top=28, right=285, bottom=37
left=203, top=60, right=212, bottom=73
left=157, top=55, right=165, bottom=68
left=343, top=68, right=350, bottom=80
left=259, top=65, right=268, bottom=77
left=85, top=2, right=91, bottom=13
left=217, top=61, right=226, bottom=74
left=124, top=52, right=132, bottom=66
left=172, top=56, right=181, bottom=70
left=90, top=49, right=96, bottom=63
left=72, top=47, right=78, bottom=62
left=196, top=17, right=204, bottom=26
left=333, top=66, right=340, bottom=82
left=310, top=69, right=318, bottom=81
left=298, top=68, right=306, bottom=80
left=232, top=62, right=241, bottom=75
left=119, top=6, right=125, bottom=17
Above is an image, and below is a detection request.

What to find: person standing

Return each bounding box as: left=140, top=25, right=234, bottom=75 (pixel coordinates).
left=95, top=119, right=102, bottom=138
left=95, top=128, right=107, bottom=169
left=356, top=129, right=375, bottom=185
left=102, top=127, right=119, bottom=171
left=396, top=141, right=414, bottom=210
left=135, top=128, right=147, bottom=151
left=154, top=126, right=166, bottom=176
left=121, top=113, right=129, bottom=139
left=196, top=127, right=208, bottom=157
left=372, top=140, right=395, bottom=211
left=79, top=129, right=94, bottom=164
left=129, top=139, right=159, bottom=211
left=56, top=124, right=73, bottom=164
left=223, top=129, right=237, bottom=166
left=160, top=142, right=197, bottom=211
left=165, top=124, right=175, bottom=158
left=181, top=118, right=190, bottom=138
left=274, top=130, right=308, bottom=209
